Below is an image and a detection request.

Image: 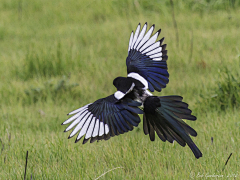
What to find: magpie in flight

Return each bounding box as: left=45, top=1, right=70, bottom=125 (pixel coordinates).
left=62, top=23, right=202, bottom=159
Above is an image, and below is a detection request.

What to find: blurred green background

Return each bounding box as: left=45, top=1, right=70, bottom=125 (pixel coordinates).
left=0, top=0, right=239, bottom=179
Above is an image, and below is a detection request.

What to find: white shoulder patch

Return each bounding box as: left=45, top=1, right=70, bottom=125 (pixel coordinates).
left=114, top=91, right=125, bottom=100
left=128, top=73, right=148, bottom=90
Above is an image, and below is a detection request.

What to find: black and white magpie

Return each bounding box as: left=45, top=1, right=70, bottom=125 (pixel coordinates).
left=62, top=23, right=202, bottom=159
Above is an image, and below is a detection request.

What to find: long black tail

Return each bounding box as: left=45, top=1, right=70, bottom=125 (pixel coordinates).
left=143, top=96, right=202, bottom=159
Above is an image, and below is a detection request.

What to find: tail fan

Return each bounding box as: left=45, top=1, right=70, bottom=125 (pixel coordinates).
left=143, top=96, right=202, bottom=159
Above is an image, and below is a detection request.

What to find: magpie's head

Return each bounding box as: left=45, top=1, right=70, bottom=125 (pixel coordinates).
left=113, top=77, right=136, bottom=100
left=113, top=77, right=133, bottom=92
left=113, top=77, right=126, bottom=88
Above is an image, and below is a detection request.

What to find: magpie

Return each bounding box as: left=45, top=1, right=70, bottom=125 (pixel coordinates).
left=62, top=23, right=202, bottom=159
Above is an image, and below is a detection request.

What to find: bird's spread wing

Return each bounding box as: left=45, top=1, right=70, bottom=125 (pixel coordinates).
left=126, top=23, right=169, bottom=92
left=62, top=94, right=143, bottom=144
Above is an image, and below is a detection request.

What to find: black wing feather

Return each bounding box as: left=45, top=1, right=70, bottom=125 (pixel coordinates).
left=126, top=23, right=169, bottom=92
left=62, top=94, right=143, bottom=144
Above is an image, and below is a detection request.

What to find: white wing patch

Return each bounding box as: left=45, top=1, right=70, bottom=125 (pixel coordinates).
left=92, top=119, right=100, bottom=137
left=68, top=104, right=91, bottom=115
left=64, top=106, right=110, bottom=140
left=145, top=47, right=162, bottom=56
left=99, top=122, right=105, bottom=136
left=127, top=23, right=164, bottom=62
left=64, top=110, right=88, bottom=131
left=128, top=32, right=134, bottom=53
left=153, top=57, right=162, bottom=61
left=149, top=53, right=163, bottom=59
left=85, top=117, right=96, bottom=139
left=134, top=23, right=147, bottom=49
left=142, top=42, right=161, bottom=54
left=69, top=112, right=91, bottom=137
left=63, top=111, right=82, bottom=125
left=139, top=31, right=159, bottom=52
left=77, top=114, right=93, bottom=140
left=131, top=24, right=141, bottom=49
left=136, top=25, right=155, bottom=51
left=105, top=124, right=109, bottom=134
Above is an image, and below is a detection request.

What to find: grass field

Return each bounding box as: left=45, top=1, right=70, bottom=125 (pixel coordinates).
left=0, top=0, right=240, bottom=179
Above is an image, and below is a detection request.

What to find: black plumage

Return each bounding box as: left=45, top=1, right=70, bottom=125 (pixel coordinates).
left=61, top=22, right=202, bottom=159
left=63, top=94, right=143, bottom=144
left=143, top=96, right=202, bottom=159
